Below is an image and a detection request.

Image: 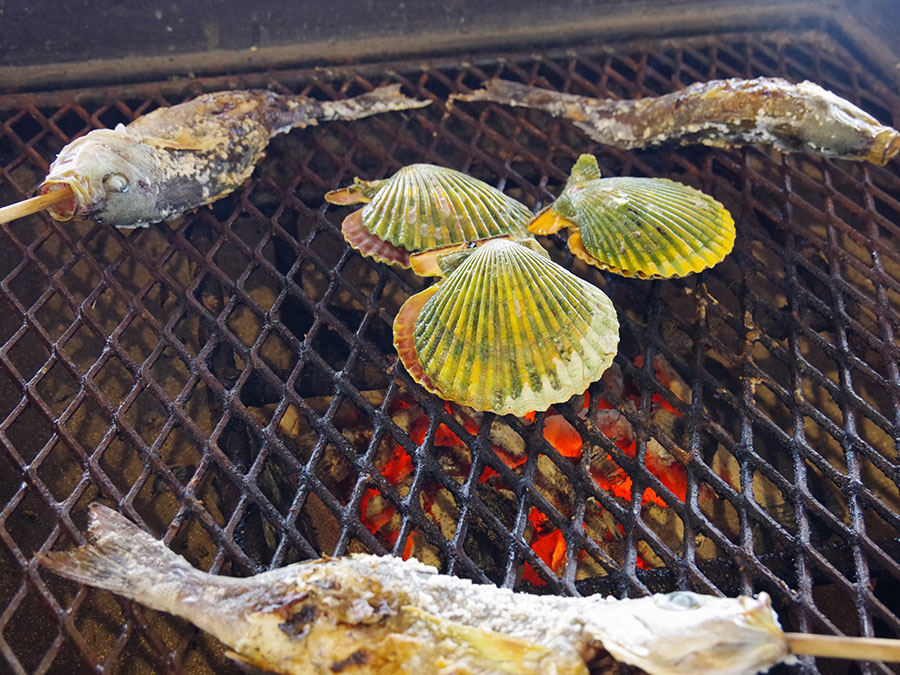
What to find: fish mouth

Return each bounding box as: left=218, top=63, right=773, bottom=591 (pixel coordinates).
left=736, top=593, right=793, bottom=669
left=741, top=593, right=786, bottom=639
left=869, top=129, right=900, bottom=166
left=38, top=179, right=90, bottom=221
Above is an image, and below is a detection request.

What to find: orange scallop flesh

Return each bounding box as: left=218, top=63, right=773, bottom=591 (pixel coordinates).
left=409, top=243, right=468, bottom=277
left=408, top=235, right=518, bottom=277
left=528, top=208, right=573, bottom=235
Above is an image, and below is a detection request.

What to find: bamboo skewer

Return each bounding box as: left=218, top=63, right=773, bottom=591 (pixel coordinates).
left=0, top=185, right=74, bottom=225
left=787, top=633, right=900, bottom=662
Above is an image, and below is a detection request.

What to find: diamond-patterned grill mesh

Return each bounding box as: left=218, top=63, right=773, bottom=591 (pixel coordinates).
left=1, top=30, right=899, bottom=674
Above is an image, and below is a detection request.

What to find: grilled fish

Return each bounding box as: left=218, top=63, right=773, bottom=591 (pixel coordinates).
left=41, top=504, right=791, bottom=675
left=453, top=77, right=900, bottom=165
left=39, top=86, right=430, bottom=227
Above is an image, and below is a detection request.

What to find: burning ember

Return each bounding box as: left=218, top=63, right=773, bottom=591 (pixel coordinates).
left=341, top=354, right=700, bottom=584
left=519, top=355, right=695, bottom=582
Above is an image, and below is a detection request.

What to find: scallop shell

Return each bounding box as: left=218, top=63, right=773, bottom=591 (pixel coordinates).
left=326, top=164, right=533, bottom=266
left=529, top=155, right=735, bottom=279
left=394, top=237, right=619, bottom=416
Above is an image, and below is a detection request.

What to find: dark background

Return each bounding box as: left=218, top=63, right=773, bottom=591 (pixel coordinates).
left=1, top=0, right=899, bottom=90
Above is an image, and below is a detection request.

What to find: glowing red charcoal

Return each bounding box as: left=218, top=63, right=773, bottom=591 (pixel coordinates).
left=358, top=439, right=415, bottom=550
left=522, top=508, right=567, bottom=585
left=359, top=364, right=696, bottom=577
left=359, top=398, right=499, bottom=559
left=542, top=414, right=583, bottom=458
left=633, top=355, right=684, bottom=415
left=360, top=489, right=396, bottom=534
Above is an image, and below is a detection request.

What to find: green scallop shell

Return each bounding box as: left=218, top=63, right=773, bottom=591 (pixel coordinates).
left=361, top=164, right=532, bottom=252
left=394, top=238, right=619, bottom=416
left=543, top=155, right=735, bottom=279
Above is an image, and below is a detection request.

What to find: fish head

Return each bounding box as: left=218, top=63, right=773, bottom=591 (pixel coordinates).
left=790, top=81, right=900, bottom=165
left=40, top=126, right=160, bottom=226
left=594, top=591, right=791, bottom=675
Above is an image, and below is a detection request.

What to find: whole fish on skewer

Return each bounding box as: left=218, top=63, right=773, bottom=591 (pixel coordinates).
left=453, top=77, right=900, bottom=165
left=0, top=85, right=430, bottom=227
left=37, top=504, right=822, bottom=675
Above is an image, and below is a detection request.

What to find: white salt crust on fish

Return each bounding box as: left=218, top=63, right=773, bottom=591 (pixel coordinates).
left=41, top=504, right=792, bottom=675
left=454, top=77, right=900, bottom=165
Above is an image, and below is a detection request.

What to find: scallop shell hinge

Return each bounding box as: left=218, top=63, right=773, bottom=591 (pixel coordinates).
left=326, top=163, right=533, bottom=267
left=394, top=237, right=620, bottom=416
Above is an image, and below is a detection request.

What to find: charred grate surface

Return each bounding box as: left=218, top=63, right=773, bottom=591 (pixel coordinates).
left=1, top=29, right=899, bottom=675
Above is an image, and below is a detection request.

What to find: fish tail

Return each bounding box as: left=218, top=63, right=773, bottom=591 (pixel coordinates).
left=451, top=79, right=545, bottom=105
left=315, top=84, right=431, bottom=122
left=40, top=504, right=205, bottom=613
left=277, top=84, right=430, bottom=130
left=450, top=80, right=628, bottom=132
left=450, top=79, right=585, bottom=112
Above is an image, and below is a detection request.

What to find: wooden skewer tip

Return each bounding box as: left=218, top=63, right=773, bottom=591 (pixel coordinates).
left=786, top=632, right=900, bottom=663
left=0, top=185, right=75, bottom=225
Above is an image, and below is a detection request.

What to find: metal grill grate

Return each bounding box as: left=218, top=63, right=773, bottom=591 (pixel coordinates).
left=1, top=29, right=899, bottom=675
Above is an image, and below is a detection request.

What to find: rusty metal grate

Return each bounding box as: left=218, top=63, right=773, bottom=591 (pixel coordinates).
left=1, top=28, right=899, bottom=675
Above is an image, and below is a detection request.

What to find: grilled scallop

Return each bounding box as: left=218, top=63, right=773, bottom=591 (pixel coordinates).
left=393, top=236, right=619, bottom=416
left=326, top=163, right=533, bottom=267
left=529, top=154, right=735, bottom=279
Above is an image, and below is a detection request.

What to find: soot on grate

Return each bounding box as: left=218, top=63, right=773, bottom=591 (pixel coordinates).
left=0, top=29, right=899, bottom=675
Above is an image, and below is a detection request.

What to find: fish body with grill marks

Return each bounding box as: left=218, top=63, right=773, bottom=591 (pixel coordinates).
left=42, top=504, right=791, bottom=675
left=39, top=86, right=430, bottom=227
left=454, top=77, right=900, bottom=165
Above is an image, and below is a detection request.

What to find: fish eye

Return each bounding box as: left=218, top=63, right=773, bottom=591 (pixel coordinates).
left=102, top=173, right=129, bottom=193
left=658, top=591, right=701, bottom=610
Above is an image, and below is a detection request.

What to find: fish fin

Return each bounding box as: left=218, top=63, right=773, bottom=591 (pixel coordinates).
left=452, top=79, right=586, bottom=109
left=450, top=79, right=530, bottom=104
left=315, top=85, right=431, bottom=124
left=39, top=504, right=200, bottom=604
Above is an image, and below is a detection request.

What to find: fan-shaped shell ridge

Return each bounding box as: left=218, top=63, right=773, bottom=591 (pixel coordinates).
left=395, top=238, right=619, bottom=416
left=361, top=164, right=533, bottom=252
left=560, top=176, right=735, bottom=278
